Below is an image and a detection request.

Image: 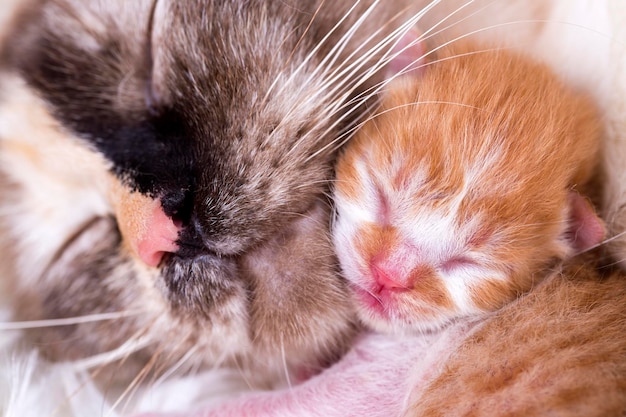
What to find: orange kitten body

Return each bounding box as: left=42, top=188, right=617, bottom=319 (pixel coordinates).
left=406, top=259, right=626, bottom=417
left=334, top=42, right=602, bottom=333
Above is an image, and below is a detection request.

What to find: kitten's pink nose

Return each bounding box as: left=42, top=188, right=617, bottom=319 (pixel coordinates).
left=371, top=261, right=409, bottom=292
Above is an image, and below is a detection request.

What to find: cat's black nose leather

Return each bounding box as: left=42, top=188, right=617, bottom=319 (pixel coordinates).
left=174, top=215, right=209, bottom=259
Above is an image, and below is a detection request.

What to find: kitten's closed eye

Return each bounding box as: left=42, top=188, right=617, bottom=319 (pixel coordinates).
left=439, top=256, right=476, bottom=273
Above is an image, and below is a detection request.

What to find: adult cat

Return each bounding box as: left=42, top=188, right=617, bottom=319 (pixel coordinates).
left=0, top=0, right=423, bottom=391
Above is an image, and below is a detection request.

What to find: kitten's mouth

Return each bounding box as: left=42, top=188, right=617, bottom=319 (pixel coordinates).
left=350, top=282, right=447, bottom=329
left=351, top=285, right=390, bottom=315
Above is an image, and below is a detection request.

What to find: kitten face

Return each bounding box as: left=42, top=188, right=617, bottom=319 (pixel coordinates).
left=333, top=42, right=601, bottom=333
left=0, top=0, right=417, bottom=382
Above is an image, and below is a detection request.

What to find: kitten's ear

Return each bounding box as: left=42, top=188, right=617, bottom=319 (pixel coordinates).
left=386, top=29, right=427, bottom=79
left=566, top=191, right=605, bottom=253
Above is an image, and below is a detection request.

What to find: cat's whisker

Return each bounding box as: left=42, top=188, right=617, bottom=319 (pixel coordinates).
left=307, top=96, right=481, bottom=161
left=106, top=315, right=181, bottom=415
left=107, top=345, right=165, bottom=417
left=283, top=2, right=437, bottom=135
left=422, top=0, right=495, bottom=39
left=321, top=4, right=614, bottom=134
left=228, top=349, right=258, bottom=392
left=268, top=0, right=376, bottom=105
left=310, top=0, right=479, bottom=103
left=422, top=18, right=614, bottom=66
left=263, top=0, right=382, bottom=146
left=0, top=310, right=143, bottom=330
left=280, top=332, right=293, bottom=390
left=383, top=100, right=485, bottom=118
left=40, top=323, right=159, bottom=417
left=72, top=333, right=152, bottom=372
left=151, top=344, right=201, bottom=387
left=292, top=179, right=334, bottom=190
left=311, top=0, right=386, bottom=80
left=111, top=336, right=204, bottom=416
left=260, top=0, right=328, bottom=104
left=312, top=1, right=439, bottom=93
left=327, top=103, right=385, bottom=152
left=275, top=0, right=473, bottom=138
left=298, top=18, right=417, bottom=117
left=365, top=0, right=484, bottom=82
left=575, top=229, right=626, bottom=256
left=295, top=0, right=417, bottom=97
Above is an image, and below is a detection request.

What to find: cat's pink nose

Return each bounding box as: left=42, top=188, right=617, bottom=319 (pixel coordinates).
left=370, top=261, right=409, bottom=292
left=111, top=182, right=181, bottom=268
left=134, top=203, right=180, bottom=267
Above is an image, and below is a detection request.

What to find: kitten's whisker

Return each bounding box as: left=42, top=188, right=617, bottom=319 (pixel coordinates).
left=575, top=229, right=626, bottom=256
left=354, top=283, right=384, bottom=308
left=0, top=310, right=142, bottom=330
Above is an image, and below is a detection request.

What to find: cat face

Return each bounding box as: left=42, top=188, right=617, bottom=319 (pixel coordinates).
left=333, top=41, right=602, bottom=334
left=0, top=0, right=419, bottom=382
